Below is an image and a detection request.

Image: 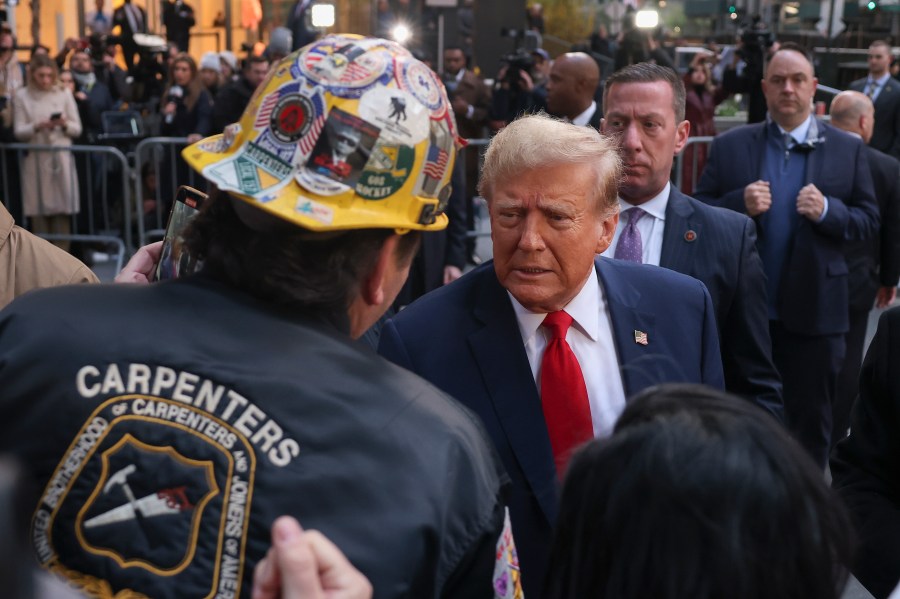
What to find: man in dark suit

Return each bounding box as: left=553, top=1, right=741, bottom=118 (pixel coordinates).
left=112, top=0, right=147, bottom=72
left=850, top=40, right=900, bottom=160
left=546, top=51, right=602, bottom=128
left=695, top=43, right=880, bottom=468
left=162, top=0, right=196, bottom=53
left=600, top=62, right=782, bottom=421
left=832, top=306, right=900, bottom=599
left=829, top=90, right=900, bottom=448
left=379, top=114, right=724, bottom=596
left=442, top=46, right=490, bottom=263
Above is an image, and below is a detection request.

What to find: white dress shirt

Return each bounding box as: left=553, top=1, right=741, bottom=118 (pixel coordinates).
left=865, top=72, right=891, bottom=103
left=508, top=266, right=627, bottom=438
left=601, top=182, right=670, bottom=266
left=570, top=101, right=598, bottom=127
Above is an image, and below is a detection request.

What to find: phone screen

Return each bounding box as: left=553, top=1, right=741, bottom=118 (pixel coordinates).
left=50, top=112, right=62, bottom=120
left=154, top=186, right=207, bottom=281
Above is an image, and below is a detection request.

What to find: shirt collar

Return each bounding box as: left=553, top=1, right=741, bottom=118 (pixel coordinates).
left=774, top=114, right=814, bottom=145
left=454, top=68, right=465, bottom=83
left=570, top=101, right=597, bottom=127
left=508, top=265, right=600, bottom=344
left=870, top=72, right=891, bottom=87
left=617, top=181, right=670, bottom=222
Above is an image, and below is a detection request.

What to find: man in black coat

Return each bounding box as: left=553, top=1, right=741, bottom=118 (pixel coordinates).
left=211, top=55, right=269, bottom=134
left=69, top=49, right=114, bottom=144
left=829, top=90, right=900, bottom=447
left=850, top=40, right=900, bottom=160
left=832, top=306, right=900, bottom=598
left=162, top=0, right=196, bottom=53
left=111, top=0, right=146, bottom=72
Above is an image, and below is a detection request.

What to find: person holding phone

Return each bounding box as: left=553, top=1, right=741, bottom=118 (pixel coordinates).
left=0, top=36, right=510, bottom=599
left=13, top=53, right=82, bottom=251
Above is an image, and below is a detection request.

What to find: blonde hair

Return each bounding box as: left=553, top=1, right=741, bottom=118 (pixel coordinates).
left=478, top=113, right=622, bottom=215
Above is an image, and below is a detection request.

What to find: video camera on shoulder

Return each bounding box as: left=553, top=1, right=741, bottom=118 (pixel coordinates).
left=499, top=28, right=541, bottom=90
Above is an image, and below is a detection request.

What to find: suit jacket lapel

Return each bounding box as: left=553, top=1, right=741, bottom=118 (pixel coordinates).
left=805, top=119, right=827, bottom=186
left=468, top=270, right=558, bottom=523
left=596, top=259, right=657, bottom=397
left=659, top=188, right=701, bottom=274
left=751, top=122, right=766, bottom=180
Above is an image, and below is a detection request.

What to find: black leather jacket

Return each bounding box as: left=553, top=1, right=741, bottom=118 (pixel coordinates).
left=0, top=275, right=506, bottom=598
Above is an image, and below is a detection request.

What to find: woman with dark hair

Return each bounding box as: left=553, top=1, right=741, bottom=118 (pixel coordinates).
left=681, top=54, right=728, bottom=194
left=160, top=52, right=211, bottom=142
left=545, top=384, right=854, bottom=599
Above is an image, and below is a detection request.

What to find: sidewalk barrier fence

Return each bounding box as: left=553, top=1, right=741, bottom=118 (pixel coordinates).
left=0, top=142, right=131, bottom=273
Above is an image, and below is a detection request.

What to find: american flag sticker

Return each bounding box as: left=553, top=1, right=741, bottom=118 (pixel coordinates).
left=634, top=330, right=649, bottom=345
left=422, top=146, right=448, bottom=180
left=255, top=92, right=280, bottom=129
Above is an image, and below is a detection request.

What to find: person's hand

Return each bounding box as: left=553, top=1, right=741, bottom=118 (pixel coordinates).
left=451, top=96, right=470, bottom=118
left=187, top=133, right=202, bottom=143
left=251, top=516, right=372, bottom=599
left=35, top=120, right=55, bottom=131
left=743, top=180, right=771, bottom=216
left=443, top=265, right=463, bottom=285
left=876, top=285, right=897, bottom=309
left=163, top=101, right=177, bottom=116
left=74, top=91, right=88, bottom=102
left=796, top=183, right=825, bottom=221
left=115, top=241, right=163, bottom=284
left=517, top=69, right=534, bottom=92
left=64, top=38, right=79, bottom=51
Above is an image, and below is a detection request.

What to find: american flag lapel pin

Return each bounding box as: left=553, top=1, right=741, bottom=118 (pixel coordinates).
left=634, top=330, right=648, bottom=345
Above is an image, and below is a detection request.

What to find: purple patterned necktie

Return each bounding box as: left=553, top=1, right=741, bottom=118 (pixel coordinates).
left=614, top=207, right=647, bottom=263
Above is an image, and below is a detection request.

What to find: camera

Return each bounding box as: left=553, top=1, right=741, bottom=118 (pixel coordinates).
left=501, top=49, right=535, bottom=89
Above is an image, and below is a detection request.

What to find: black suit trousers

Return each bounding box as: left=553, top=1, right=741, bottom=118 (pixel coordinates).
left=770, top=321, right=845, bottom=468
left=833, top=308, right=870, bottom=449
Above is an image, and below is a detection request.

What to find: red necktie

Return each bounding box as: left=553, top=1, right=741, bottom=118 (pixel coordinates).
left=539, top=311, right=593, bottom=477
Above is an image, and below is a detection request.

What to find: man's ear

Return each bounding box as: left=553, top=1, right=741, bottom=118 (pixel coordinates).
left=596, top=210, right=619, bottom=254
left=674, top=119, right=691, bottom=154
left=360, top=235, right=401, bottom=308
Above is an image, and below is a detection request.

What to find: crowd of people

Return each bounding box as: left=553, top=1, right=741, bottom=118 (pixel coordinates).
left=3, top=2, right=900, bottom=598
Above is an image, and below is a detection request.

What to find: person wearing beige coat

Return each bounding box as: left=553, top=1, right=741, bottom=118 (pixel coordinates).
left=0, top=201, right=97, bottom=309
left=13, top=54, right=82, bottom=251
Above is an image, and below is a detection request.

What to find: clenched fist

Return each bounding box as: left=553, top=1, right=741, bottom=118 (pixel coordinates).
left=744, top=180, right=771, bottom=216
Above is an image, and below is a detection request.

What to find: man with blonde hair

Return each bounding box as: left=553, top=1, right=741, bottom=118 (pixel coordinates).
left=379, top=113, right=724, bottom=596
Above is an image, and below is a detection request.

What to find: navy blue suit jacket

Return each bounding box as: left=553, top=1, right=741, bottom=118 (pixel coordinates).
left=660, top=187, right=782, bottom=420
left=694, top=120, right=880, bottom=336
left=378, top=258, right=724, bottom=596
left=850, top=76, right=900, bottom=159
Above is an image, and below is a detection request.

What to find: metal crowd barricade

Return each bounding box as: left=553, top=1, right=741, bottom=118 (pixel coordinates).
left=134, top=137, right=207, bottom=248
left=0, top=142, right=131, bottom=272
left=464, top=137, right=491, bottom=239
left=673, top=136, right=714, bottom=194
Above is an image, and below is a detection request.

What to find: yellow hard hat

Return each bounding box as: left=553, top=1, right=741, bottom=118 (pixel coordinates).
left=183, top=34, right=460, bottom=232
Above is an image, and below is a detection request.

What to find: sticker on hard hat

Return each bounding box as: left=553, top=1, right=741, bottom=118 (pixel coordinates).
left=413, top=120, right=454, bottom=198
left=397, top=59, right=446, bottom=115
left=295, top=198, right=335, bottom=224
left=358, top=88, right=429, bottom=145
left=306, top=108, right=380, bottom=187
left=270, top=93, right=315, bottom=143
left=295, top=169, right=352, bottom=197
left=298, top=37, right=394, bottom=98
left=252, top=79, right=327, bottom=164
left=356, top=143, right=415, bottom=200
